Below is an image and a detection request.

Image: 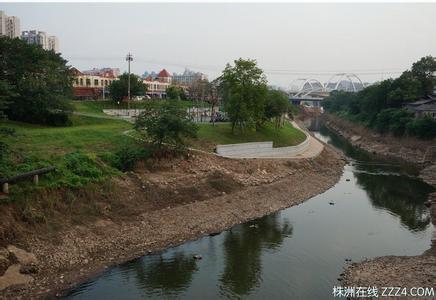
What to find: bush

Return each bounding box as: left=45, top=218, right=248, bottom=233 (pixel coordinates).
left=406, top=116, right=436, bottom=139
left=58, top=152, right=106, bottom=187
left=0, top=127, right=16, bottom=137
left=98, top=144, right=151, bottom=172
left=45, top=111, right=72, bottom=127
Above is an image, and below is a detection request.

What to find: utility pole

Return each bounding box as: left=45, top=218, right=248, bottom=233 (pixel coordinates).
left=126, top=53, right=133, bottom=114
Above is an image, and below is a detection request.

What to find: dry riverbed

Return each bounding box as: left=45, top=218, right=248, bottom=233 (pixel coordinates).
left=0, top=146, right=344, bottom=299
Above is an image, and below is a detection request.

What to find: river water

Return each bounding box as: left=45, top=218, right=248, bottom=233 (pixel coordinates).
left=66, top=121, right=434, bottom=299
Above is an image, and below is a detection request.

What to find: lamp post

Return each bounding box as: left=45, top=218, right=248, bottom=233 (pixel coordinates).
left=126, top=53, right=133, bottom=114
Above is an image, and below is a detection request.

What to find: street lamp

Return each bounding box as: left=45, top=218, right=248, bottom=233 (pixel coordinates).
left=126, top=53, right=133, bottom=114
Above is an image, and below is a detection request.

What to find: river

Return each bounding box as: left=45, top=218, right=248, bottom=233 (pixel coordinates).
left=65, top=120, right=434, bottom=299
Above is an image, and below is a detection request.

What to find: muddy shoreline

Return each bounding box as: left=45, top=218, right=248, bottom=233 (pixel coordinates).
left=324, top=114, right=436, bottom=296
left=0, top=145, right=345, bottom=299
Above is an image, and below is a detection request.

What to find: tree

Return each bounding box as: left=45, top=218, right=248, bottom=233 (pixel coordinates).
left=0, top=80, right=13, bottom=120
left=411, top=56, right=436, bottom=96
left=166, top=85, right=186, bottom=100
left=134, top=101, right=198, bottom=151
left=265, top=89, right=291, bottom=128
left=219, top=58, right=268, bottom=132
left=0, top=36, right=73, bottom=125
left=109, top=73, right=147, bottom=102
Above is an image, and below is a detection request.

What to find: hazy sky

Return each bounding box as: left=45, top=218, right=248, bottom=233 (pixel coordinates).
left=2, top=3, right=436, bottom=87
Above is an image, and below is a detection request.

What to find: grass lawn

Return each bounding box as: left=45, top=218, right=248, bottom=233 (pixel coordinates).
left=192, top=122, right=306, bottom=151
left=0, top=113, right=134, bottom=189
left=1, top=115, right=132, bottom=159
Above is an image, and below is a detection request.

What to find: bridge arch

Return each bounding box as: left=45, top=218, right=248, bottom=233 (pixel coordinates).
left=325, top=73, right=364, bottom=92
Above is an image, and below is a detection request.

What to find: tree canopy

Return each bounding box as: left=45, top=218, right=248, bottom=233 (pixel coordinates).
left=219, top=58, right=268, bottom=132
left=265, top=89, right=293, bottom=128
left=323, top=56, right=436, bottom=139
left=109, top=73, right=147, bottom=102
left=0, top=36, right=73, bottom=125
left=166, top=85, right=186, bottom=100
left=134, top=101, right=198, bottom=151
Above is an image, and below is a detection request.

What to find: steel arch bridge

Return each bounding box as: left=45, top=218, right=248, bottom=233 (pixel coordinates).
left=289, top=73, right=366, bottom=98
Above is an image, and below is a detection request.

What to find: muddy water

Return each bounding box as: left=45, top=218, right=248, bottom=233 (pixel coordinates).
left=66, top=123, right=434, bottom=299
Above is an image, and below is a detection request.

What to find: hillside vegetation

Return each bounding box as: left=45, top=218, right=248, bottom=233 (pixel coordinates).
left=324, top=56, right=436, bottom=139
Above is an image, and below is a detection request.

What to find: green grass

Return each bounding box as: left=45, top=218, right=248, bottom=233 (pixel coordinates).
left=1, top=116, right=132, bottom=158
left=193, top=122, right=306, bottom=151
left=0, top=112, right=135, bottom=191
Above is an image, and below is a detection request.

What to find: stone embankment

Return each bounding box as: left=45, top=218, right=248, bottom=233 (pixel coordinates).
left=216, top=121, right=323, bottom=159
left=0, top=144, right=345, bottom=299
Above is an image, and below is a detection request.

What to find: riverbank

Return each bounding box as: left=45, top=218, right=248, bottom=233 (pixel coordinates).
left=323, top=114, right=435, bottom=165
left=324, top=114, right=436, bottom=297
left=0, top=145, right=344, bottom=299
left=343, top=192, right=436, bottom=299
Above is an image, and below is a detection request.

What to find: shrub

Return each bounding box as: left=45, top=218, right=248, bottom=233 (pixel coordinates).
left=406, top=116, right=436, bottom=139
left=112, top=145, right=151, bottom=172
left=45, top=111, right=72, bottom=127
left=0, top=127, right=16, bottom=137
left=58, top=152, right=106, bottom=187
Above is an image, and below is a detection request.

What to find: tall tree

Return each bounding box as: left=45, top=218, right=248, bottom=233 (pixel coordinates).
left=109, top=73, right=147, bottom=102
left=219, top=58, right=268, bottom=132
left=265, top=88, right=292, bottom=128
left=0, top=36, right=73, bottom=125
left=411, top=56, right=436, bottom=96
left=134, top=101, right=198, bottom=151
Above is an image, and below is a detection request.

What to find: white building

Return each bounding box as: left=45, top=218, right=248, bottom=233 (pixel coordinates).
left=0, top=11, right=20, bottom=38
left=48, top=35, right=59, bottom=52
left=21, top=30, right=59, bottom=52
left=172, top=68, right=208, bottom=87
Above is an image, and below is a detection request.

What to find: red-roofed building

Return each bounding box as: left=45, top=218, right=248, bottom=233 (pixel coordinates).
left=157, top=69, right=172, bottom=83
left=142, top=69, right=173, bottom=99
left=71, top=67, right=118, bottom=100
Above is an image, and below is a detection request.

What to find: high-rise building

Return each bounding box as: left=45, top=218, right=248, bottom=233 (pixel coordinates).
left=48, top=36, right=59, bottom=52
left=0, top=11, right=20, bottom=38
left=21, top=30, right=59, bottom=52
left=0, top=11, right=6, bottom=36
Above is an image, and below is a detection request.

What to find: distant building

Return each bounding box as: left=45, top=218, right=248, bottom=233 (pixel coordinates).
left=405, top=97, right=436, bottom=119
left=0, top=11, right=20, bottom=38
left=71, top=67, right=118, bottom=100
left=83, top=67, right=120, bottom=78
left=48, top=35, right=59, bottom=53
left=143, top=69, right=172, bottom=98
left=21, top=30, right=59, bottom=52
left=172, top=68, right=208, bottom=87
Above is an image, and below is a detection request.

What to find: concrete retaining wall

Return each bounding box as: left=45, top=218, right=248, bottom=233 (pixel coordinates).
left=216, top=132, right=311, bottom=158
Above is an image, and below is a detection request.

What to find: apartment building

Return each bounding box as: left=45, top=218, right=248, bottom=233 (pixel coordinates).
left=0, top=11, right=20, bottom=38
left=21, top=30, right=59, bottom=52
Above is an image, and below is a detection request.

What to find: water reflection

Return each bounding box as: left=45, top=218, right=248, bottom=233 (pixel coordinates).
left=316, top=123, right=433, bottom=232
left=120, top=252, right=198, bottom=298
left=355, top=173, right=431, bottom=231
left=220, top=214, right=292, bottom=297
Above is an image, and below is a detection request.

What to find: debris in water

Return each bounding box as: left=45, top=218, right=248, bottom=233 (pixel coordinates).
left=193, top=255, right=202, bottom=260
left=329, top=202, right=335, bottom=205
left=346, top=179, right=350, bottom=181
left=249, top=224, right=258, bottom=228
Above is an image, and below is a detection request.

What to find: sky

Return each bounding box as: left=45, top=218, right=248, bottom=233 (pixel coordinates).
left=2, top=3, right=436, bottom=88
